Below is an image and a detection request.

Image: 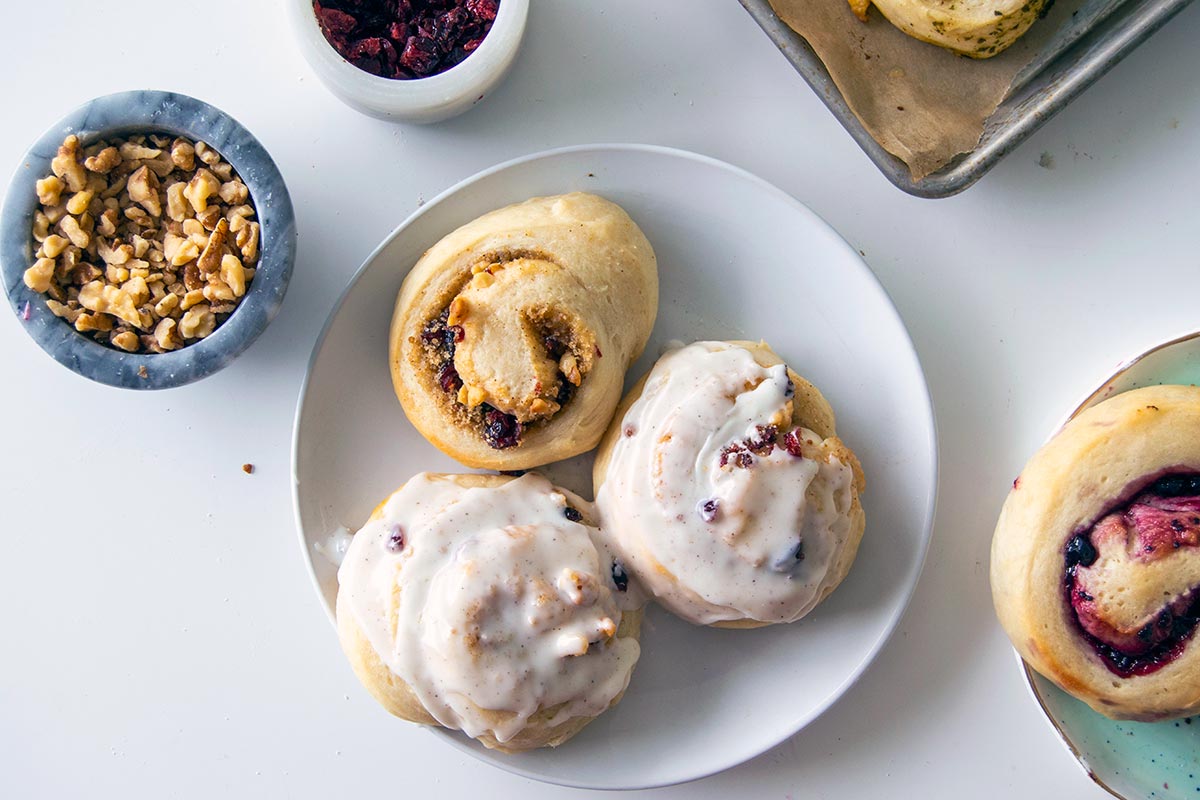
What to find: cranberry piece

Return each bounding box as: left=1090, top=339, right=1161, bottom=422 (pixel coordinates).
left=623, top=425, right=636, bottom=437
left=747, top=424, right=777, bottom=456
left=462, top=37, right=485, bottom=52
left=563, top=506, right=583, bottom=522
left=387, top=21, right=409, bottom=42
left=611, top=560, right=629, bottom=592
left=783, top=429, right=804, bottom=457
left=481, top=405, right=521, bottom=449
left=466, top=0, right=498, bottom=21
left=543, top=335, right=566, bottom=358
left=436, top=362, right=461, bottom=393
left=698, top=499, right=719, bottom=523
left=432, top=7, right=470, bottom=52
left=401, top=35, right=441, bottom=75
left=316, top=5, right=359, bottom=35
left=385, top=524, right=406, bottom=552
left=784, top=377, right=795, bottom=398
left=349, top=37, right=398, bottom=73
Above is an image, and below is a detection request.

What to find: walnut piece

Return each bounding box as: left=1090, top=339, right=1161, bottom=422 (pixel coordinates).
left=25, top=133, right=260, bottom=353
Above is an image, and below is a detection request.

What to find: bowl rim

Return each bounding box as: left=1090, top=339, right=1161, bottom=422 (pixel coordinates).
left=288, top=0, right=530, bottom=106
left=0, top=89, right=296, bottom=390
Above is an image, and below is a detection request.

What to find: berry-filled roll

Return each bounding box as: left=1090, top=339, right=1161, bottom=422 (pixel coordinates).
left=390, top=193, right=657, bottom=470
left=992, top=385, right=1200, bottom=721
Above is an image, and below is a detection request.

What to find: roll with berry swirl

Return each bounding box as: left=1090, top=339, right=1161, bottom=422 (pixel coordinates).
left=390, top=193, right=657, bottom=470
left=992, top=385, right=1200, bottom=720
left=336, top=473, right=643, bottom=751
left=593, top=340, right=866, bottom=628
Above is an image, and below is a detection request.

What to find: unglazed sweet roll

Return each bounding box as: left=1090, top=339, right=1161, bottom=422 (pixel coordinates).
left=336, top=473, right=642, bottom=752
left=593, top=340, right=866, bottom=628
left=390, top=193, right=658, bottom=470
left=992, top=385, right=1200, bottom=721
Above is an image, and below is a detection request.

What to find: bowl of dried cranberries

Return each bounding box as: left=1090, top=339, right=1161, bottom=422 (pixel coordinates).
left=291, top=0, right=529, bottom=123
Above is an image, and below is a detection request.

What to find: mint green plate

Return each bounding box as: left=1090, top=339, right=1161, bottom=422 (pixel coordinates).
left=1020, top=330, right=1200, bottom=799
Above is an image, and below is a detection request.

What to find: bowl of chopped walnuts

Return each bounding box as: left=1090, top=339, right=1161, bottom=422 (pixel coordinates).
left=289, top=0, right=529, bottom=123
left=1, top=90, right=296, bottom=389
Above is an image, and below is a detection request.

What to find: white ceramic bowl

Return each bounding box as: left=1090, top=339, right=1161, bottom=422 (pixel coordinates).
left=287, top=0, right=528, bottom=123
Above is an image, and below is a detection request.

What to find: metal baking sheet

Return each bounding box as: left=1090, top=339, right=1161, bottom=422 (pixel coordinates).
left=741, top=0, right=1194, bottom=198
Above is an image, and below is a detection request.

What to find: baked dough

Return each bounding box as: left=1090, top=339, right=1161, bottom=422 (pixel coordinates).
left=849, top=0, right=1050, bottom=58
left=337, top=472, right=643, bottom=751
left=992, top=385, right=1200, bottom=721
left=593, top=340, right=866, bottom=628
left=390, top=193, right=657, bottom=470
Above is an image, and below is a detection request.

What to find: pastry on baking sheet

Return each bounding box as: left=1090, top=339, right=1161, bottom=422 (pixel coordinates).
left=336, top=472, right=643, bottom=752
left=992, top=385, right=1200, bottom=721
left=850, top=0, right=1050, bottom=58
left=389, top=192, right=657, bottom=470
left=593, top=340, right=866, bottom=628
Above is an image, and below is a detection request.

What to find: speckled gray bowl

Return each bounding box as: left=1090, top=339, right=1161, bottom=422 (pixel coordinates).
left=0, top=90, right=296, bottom=389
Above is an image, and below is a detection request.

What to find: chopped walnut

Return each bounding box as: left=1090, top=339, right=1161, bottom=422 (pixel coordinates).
left=23, top=134, right=260, bottom=352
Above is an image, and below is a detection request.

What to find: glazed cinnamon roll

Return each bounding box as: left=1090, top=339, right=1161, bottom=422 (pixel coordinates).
left=390, top=193, right=657, bottom=470
left=593, top=340, right=866, bottom=628
left=992, top=385, right=1200, bottom=721
left=336, top=473, right=642, bottom=751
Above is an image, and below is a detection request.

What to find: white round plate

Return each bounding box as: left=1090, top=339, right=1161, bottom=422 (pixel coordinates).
left=292, top=144, right=937, bottom=789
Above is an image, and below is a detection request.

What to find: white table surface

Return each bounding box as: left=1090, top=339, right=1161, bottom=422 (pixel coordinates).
left=3, top=1, right=1197, bottom=797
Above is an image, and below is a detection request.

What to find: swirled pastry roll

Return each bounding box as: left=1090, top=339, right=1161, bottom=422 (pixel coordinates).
left=593, top=340, right=866, bottom=628
left=992, top=385, right=1200, bottom=721
left=336, top=473, right=642, bottom=751
left=390, top=193, right=657, bottom=470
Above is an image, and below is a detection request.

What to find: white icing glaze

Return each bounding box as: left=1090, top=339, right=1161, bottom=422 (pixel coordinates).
left=338, top=473, right=640, bottom=743
left=314, top=525, right=354, bottom=567
left=596, top=341, right=855, bottom=625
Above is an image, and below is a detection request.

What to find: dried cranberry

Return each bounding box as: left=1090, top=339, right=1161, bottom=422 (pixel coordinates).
left=433, top=7, right=470, bottom=52
left=783, top=429, right=804, bottom=457
left=564, top=507, right=583, bottom=522
left=313, top=0, right=499, bottom=79
left=543, top=335, right=566, bottom=358
left=401, top=35, right=441, bottom=75
left=349, top=36, right=398, bottom=71
left=698, top=499, right=719, bottom=523
left=387, top=21, right=409, bottom=41
left=436, top=362, right=461, bottom=393
left=747, top=424, right=777, bottom=456
left=316, top=4, right=359, bottom=35
left=481, top=405, right=521, bottom=449
left=421, top=310, right=460, bottom=354
left=718, top=443, right=754, bottom=469
left=385, top=524, right=406, bottom=552
left=466, top=0, right=498, bottom=20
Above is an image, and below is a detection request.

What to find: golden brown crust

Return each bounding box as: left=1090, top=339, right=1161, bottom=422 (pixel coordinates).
left=335, top=473, right=643, bottom=751
left=991, top=385, right=1200, bottom=720
left=389, top=193, right=657, bottom=471
left=593, top=340, right=866, bottom=628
